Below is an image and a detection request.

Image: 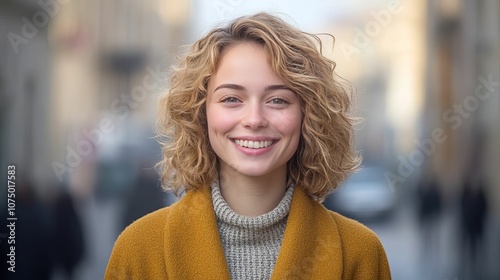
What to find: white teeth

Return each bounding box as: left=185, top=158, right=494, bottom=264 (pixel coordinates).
left=234, top=140, right=273, bottom=149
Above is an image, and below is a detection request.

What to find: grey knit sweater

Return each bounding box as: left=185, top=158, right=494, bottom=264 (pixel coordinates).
left=211, top=182, right=295, bottom=280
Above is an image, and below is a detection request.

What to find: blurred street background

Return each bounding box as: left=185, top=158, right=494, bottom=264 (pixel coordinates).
left=0, top=0, right=499, bottom=279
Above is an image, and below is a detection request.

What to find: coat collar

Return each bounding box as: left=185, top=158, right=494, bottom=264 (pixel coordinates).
left=162, top=185, right=343, bottom=279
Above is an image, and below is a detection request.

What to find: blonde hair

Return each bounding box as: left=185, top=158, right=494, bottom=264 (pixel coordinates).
left=156, top=12, right=360, bottom=200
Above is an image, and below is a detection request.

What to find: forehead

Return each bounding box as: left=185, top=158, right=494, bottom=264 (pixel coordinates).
left=218, top=42, right=268, bottom=69
left=208, top=42, right=284, bottom=89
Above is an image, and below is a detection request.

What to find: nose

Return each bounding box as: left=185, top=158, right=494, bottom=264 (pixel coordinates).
left=241, top=102, right=268, bottom=129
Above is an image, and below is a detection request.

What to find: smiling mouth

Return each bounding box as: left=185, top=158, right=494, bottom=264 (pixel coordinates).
left=233, top=139, right=274, bottom=149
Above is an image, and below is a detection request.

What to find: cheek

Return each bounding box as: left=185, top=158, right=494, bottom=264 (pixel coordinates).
left=206, top=107, right=233, bottom=136
left=206, top=110, right=222, bottom=155
left=276, top=113, right=303, bottom=142
left=284, top=110, right=303, bottom=132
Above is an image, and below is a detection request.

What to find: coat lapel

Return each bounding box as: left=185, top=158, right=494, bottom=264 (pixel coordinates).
left=162, top=185, right=343, bottom=279
left=271, top=186, right=344, bottom=279
left=163, top=187, right=231, bottom=279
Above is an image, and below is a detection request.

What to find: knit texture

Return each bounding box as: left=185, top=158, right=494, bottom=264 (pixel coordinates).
left=211, top=182, right=294, bottom=280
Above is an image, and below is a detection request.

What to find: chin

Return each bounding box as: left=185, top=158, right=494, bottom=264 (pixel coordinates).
left=234, top=168, right=270, bottom=177
left=230, top=163, right=281, bottom=178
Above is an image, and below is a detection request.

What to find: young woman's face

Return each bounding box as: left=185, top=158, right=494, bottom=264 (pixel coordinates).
left=206, top=42, right=303, bottom=179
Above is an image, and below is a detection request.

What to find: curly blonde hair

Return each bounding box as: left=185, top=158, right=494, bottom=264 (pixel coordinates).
left=156, top=12, right=360, bottom=200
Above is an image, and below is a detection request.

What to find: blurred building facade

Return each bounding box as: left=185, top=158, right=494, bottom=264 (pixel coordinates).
left=423, top=0, right=499, bottom=208
left=1, top=0, right=193, bottom=196
left=1, top=0, right=191, bottom=279
left=1, top=0, right=53, bottom=197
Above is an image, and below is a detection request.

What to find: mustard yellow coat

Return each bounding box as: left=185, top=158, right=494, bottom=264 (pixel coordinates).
left=105, top=185, right=391, bottom=279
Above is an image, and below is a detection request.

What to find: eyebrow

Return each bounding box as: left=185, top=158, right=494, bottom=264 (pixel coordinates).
left=213, top=83, right=293, bottom=93
left=214, top=83, right=245, bottom=92
left=264, top=84, right=293, bottom=92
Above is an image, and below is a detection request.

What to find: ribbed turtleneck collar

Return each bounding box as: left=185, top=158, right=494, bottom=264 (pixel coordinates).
left=211, top=181, right=295, bottom=230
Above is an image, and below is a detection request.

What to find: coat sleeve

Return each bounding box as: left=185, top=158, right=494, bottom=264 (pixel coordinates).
left=351, top=231, right=392, bottom=280
left=104, top=231, right=135, bottom=280
left=104, top=208, right=170, bottom=280
left=330, top=212, right=392, bottom=279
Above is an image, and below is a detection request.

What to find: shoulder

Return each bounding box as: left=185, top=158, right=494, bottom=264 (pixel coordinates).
left=117, top=206, right=171, bottom=247
left=326, top=210, right=391, bottom=279
left=328, top=210, right=382, bottom=249
left=105, top=206, right=172, bottom=279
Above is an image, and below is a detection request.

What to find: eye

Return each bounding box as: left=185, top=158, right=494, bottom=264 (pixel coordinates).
left=220, top=96, right=241, bottom=103
left=268, top=98, right=289, bottom=105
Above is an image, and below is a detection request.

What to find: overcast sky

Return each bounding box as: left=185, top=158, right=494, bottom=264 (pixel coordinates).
left=189, top=0, right=388, bottom=41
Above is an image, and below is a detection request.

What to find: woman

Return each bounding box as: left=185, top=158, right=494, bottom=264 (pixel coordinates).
left=105, top=12, right=391, bottom=279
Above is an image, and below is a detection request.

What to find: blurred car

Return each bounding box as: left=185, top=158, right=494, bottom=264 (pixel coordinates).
left=323, top=167, right=398, bottom=221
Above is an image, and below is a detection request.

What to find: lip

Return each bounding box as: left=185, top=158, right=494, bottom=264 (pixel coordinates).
left=230, top=136, right=278, bottom=141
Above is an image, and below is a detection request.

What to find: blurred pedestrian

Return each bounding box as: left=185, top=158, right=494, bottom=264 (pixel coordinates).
left=105, top=12, right=390, bottom=279
left=417, top=174, right=442, bottom=249
left=416, top=172, right=442, bottom=275
left=459, top=173, right=489, bottom=278
left=1, top=181, right=53, bottom=280
left=52, top=187, right=85, bottom=280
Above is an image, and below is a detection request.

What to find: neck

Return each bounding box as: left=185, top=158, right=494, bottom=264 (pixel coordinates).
left=218, top=166, right=288, bottom=217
